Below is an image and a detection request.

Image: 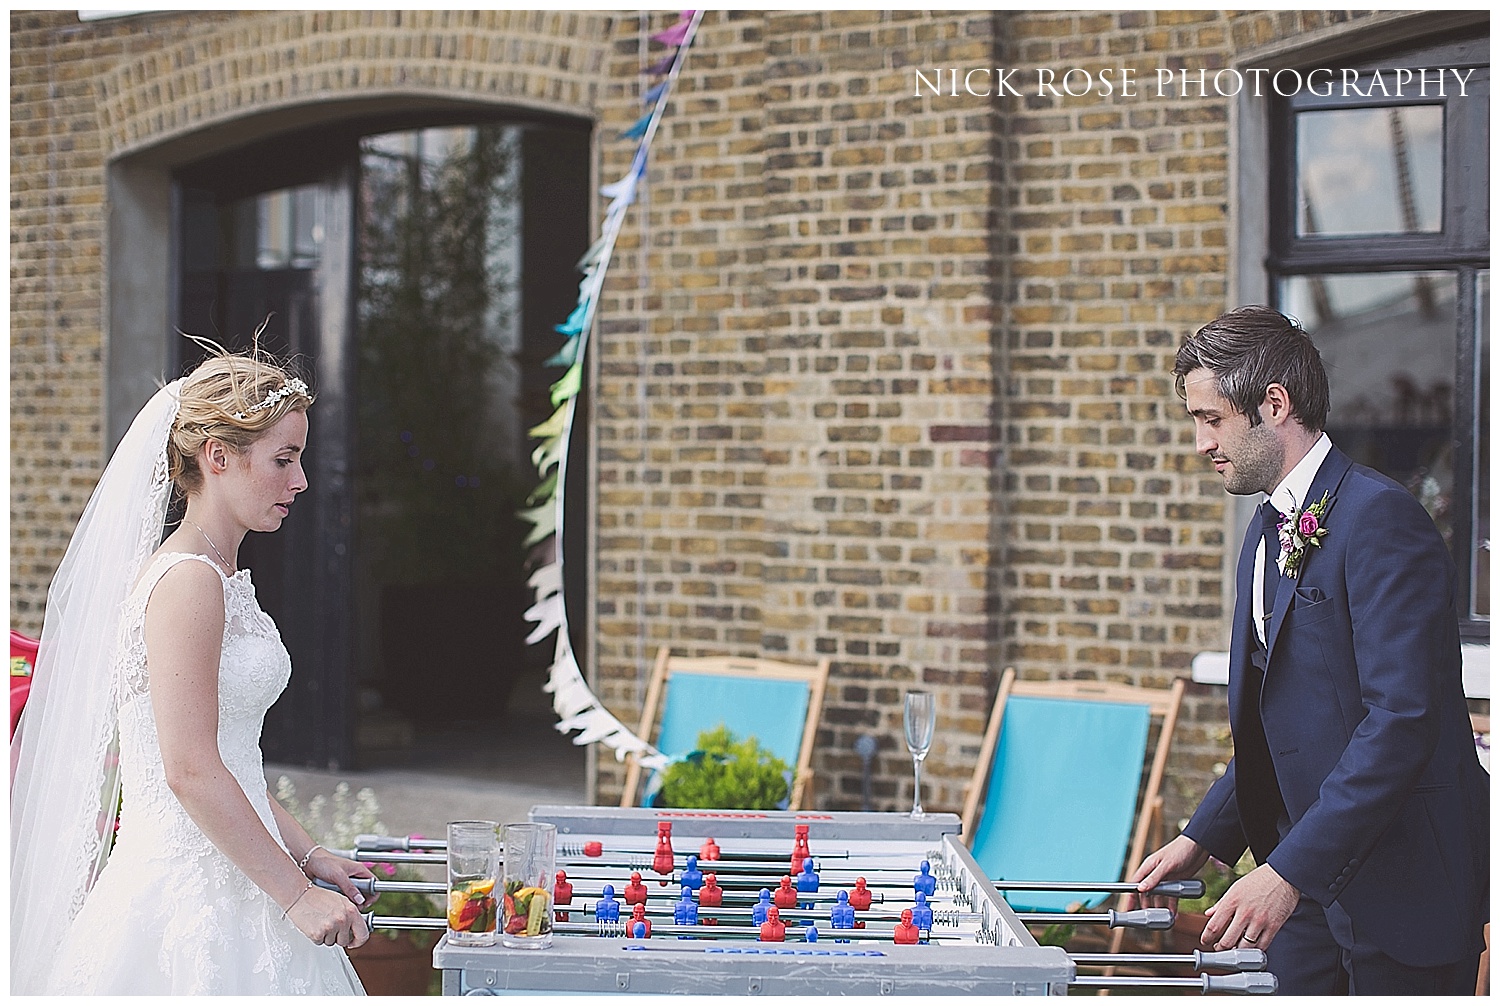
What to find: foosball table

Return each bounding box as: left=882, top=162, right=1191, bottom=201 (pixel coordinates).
left=332, top=805, right=1276, bottom=995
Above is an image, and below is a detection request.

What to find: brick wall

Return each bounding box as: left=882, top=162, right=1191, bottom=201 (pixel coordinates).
left=592, top=11, right=1008, bottom=811
left=13, top=10, right=1425, bottom=830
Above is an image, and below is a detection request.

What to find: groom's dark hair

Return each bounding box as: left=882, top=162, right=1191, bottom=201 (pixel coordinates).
left=1173, top=305, right=1330, bottom=431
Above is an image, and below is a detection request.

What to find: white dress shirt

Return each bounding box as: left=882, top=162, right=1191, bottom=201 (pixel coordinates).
left=1253, top=433, right=1332, bottom=647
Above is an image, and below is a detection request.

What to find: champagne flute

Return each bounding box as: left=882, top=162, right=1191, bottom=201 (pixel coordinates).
left=903, top=689, right=936, bottom=819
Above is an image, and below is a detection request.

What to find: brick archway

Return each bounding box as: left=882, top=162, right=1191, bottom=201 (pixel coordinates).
left=96, top=9, right=613, bottom=163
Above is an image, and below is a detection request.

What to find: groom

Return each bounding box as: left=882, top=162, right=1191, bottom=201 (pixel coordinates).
left=1131, top=306, right=1488, bottom=994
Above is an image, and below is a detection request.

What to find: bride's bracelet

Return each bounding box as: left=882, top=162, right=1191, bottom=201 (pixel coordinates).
left=281, top=880, right=315, bottom=919
left=297, top=844, right=323, bottom=872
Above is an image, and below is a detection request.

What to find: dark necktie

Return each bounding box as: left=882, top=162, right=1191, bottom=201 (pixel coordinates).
left=1259, top=500, right=1282, bottom=630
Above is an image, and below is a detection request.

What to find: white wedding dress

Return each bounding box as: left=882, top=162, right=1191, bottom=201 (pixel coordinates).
left=46, top=552, right=364, bottom=995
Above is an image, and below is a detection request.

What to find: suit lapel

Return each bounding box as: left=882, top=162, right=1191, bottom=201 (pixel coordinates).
left=1265, top=444, right=1353, bottom=658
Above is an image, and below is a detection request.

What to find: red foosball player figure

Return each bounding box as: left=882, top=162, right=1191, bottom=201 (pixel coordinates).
left=630, top=902, right=652, bottom=938
left=699, top=837, right=721, bottom=861
left=789, top=824, right=812, bottom=875
left=653, top=821, right=675, bottom=876
left=623, top=871, right=649, bottom=906
left=759, top=905, right=786, bottom=943
left=849, top=877, right=871, bottom=929
left=553, top=870, right=574, bottom=922
left=893, top=908, right=920, bottom=945
left=773, top=875, right=798, bottom=909
left=698, top=873, right=722, bottom=926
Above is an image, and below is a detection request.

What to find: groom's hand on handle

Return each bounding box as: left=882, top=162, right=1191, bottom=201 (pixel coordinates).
left=1127, top=833, right=1210, bottom=911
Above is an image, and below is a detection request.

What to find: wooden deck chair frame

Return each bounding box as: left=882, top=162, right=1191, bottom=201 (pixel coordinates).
left=619, top=648, right=830, bottom=810
left=961, top=667, right=1186, bottom=958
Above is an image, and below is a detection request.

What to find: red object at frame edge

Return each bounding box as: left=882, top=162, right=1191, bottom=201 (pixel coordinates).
left=11, top=630, right=39, bottom=741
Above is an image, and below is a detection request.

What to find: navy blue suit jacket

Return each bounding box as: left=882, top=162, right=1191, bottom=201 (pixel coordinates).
left=1183, top=444, right=1488, bottom=968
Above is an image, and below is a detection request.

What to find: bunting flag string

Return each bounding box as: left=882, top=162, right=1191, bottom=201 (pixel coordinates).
left=522, top=10, right=704, bottom=771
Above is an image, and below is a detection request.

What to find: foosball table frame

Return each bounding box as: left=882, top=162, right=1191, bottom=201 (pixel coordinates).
left=340, top=804, right=1275, bottom=995
left=433, top=806, right=1070, bottom=996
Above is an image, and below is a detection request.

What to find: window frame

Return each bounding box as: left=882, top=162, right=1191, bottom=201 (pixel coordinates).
left=1265, top=30, right=1490, bottom=640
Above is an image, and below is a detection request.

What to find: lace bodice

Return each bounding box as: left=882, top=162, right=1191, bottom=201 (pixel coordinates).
left=113, top=552, right=291, bottom=855
left=44, top=551, right=360, bottom=994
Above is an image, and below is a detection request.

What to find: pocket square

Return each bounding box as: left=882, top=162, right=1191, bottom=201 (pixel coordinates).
left=1294, top=585, right=1325, bottom=604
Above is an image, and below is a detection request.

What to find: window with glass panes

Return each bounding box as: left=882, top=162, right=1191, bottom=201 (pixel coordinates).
left=1270, top=32, right=1489, bottom=638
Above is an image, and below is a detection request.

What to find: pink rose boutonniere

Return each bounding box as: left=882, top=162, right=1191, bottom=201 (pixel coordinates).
left=1277, top=490, right=1330, bottom=577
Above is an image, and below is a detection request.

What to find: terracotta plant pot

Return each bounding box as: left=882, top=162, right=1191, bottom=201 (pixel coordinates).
left=348, top=931, right=439, bottom=996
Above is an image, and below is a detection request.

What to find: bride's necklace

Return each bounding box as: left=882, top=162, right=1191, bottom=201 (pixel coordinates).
left=182, top=517, right=236, bottom=574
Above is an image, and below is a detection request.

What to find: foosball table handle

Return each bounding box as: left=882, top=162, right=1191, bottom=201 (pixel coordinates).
left=1202, top=972, right=1278, bottom=994
left=355, top=834, right=412, bottom=852
left=1107, top=908, right=1174, bottom=930
left=1147, top=879, right=1204, bottom=899
left=1194, top=948, right=1268, bottom=971
left=315, top=877, right=375, bottom=896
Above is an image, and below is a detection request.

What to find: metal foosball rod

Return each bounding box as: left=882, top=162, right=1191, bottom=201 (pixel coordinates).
left=1015, top=908, right=1174, bottom=930
left=580, top=902, right=982, bottom=928
left=360, top=912, right=966, bottom=944
left=1073, top=973, right=1278, bottom=994
left=355, top=831, right=864, bottom=864
left=1071, top=948, right=1267, bottom=973
left=556, top=920, right=967, bottom=943
left=992, top=878, right=1203, bottom=899
left=319, top=874, right=893, bottom=908
left=330, top=848, right=445, bottom=867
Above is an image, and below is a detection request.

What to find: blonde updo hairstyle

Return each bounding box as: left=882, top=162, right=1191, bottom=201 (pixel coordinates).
left=167, top=340, right=315, bottom=497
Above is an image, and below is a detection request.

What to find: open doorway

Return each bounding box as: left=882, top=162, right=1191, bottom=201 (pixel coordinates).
left=171, top=112, right=590, bottom=775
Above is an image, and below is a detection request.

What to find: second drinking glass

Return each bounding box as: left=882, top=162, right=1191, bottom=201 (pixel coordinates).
left=501, top=822, right=557, bottom=949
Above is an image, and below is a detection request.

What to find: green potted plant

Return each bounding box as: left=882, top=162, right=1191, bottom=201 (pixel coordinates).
left=275, top=778, right=444, bottom=995
left=650, top=725, right=793, bottom=810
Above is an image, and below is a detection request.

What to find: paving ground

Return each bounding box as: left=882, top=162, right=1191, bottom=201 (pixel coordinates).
left=266, top=665, right=590, bottom=844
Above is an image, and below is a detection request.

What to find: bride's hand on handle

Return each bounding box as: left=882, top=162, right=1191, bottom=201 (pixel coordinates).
left=285, top=884, right=370, bottom=949
left=302, top=848, right=373, bottom=908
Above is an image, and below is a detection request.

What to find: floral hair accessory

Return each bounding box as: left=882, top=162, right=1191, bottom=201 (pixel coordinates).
left=1277, top=490, right=1330, bottom=577
left=233, top=377, right=309, bottom=421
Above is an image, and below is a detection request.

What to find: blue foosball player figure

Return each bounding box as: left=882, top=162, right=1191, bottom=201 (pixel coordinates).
left=912, top=860, right=936, bottom=897
left=673, top=885, right=699, bottom=932
left=910, top=891, right=933, bottom=935
left=681, top=855, right=704, bottom=892
left=804, top=924, right=819, bottom=943
left=830, top=889, right=855, bottom=943
left=796, top=858, right=819, bottom=891
left=596, top=884, right=621, bottom=923
left=752, top=888, right=773, bottom=925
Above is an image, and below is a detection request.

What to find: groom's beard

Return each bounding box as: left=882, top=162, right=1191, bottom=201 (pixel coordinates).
left=1213, top=421, right=1283, bottom=496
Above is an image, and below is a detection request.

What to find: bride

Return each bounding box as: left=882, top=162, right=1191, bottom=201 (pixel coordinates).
left=12, top=346, right=371, bottom=994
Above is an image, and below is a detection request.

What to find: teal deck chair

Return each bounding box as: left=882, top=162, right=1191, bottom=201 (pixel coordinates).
left=620, top=649, right=830, bottom=810
left=961, top=668, right=1185, bottom=921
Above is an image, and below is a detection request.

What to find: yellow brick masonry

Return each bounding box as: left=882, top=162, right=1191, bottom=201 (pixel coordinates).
left=12, top=10, right=1387, bottom=823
